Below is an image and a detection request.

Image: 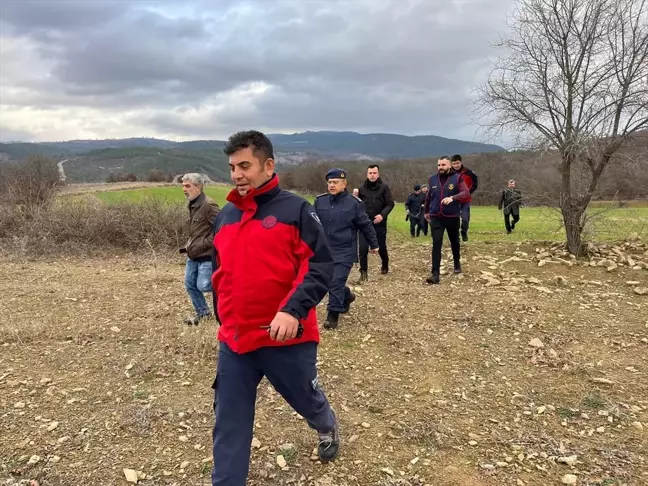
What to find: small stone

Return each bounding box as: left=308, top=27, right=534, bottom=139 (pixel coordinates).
left=47, top=421, right=59, bottom=431
left=123, top=468, right=139, bottom=483
left=251, top=437, right=261, bottom=449
left=27, top=455, right=40, bottom=465
left=110, top=326, right=121, bottom=333
left=469, top=440, right=478, bottom=446
left=276, top=455, right=287, bottom=468
left=561, top=474, right=578, bottom=484
left=178, top=435, right=189, bottom=442
left=381, top=467, right=395, bottom=476
left=548, top=348, right=559, bottom=359
left=631, top=421, right=644, bottom=431
left=558, top=455, right=578, bottom=466
left=14, top=401, right=26, bottom=409
left=633, top=287, right=648, bottom=296
left=485, top=278, right=501, bottom=287
left=180, top=461, right=189, bottom=470
left=529, top=338, right=544, bottom=348
left=596, top=426, right=605, bottom=433
left=537, top=406, right=546, bottom=414
left=626, top=281, right=641, bottom=286
left=591, top=377, right=614, bottom=384
left=361, top=422, right=371, bottom=428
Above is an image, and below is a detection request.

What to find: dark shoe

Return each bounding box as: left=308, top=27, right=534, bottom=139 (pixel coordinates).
left=461, top=232, right=468, bottom=242
left=324, top=312, right=339, bottom=329
left=341, top=293, right=356, bottom=314
left=359, top=270, right=368, bottom=282
left=380, top=265, right=389, bottom=275
left=318, top=410, right=340, bottom=463
left=454, top=263, right=462, bottom=274
left=507, top=230, right=512, bottom=234
left=183, top=313, right=212, bottom=326
left=425, top=272, right=440, bottom=284
left=511, top=223, right=516, bottom=230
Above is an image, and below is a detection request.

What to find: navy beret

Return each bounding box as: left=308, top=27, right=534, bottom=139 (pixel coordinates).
left=326, top=168, right=347, bottom=180
left=414, top=184, right=421, bottom=191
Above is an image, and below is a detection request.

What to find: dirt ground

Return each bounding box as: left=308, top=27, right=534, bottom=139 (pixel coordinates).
left=1, top=239, right=647, bottom=486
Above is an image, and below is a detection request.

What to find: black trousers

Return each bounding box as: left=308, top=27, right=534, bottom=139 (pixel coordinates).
left=419, top=217, right=428, bottom=236
left=359, top=224, right=388, bottom=271
left=504, top=211, right=520, bottom=232
left=430, top=217, right=461, bottom=273
left=409, top=215, right=422, bottom=236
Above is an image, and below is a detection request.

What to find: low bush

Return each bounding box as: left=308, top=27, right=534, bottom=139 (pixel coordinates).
left=0, top=196, right=188, bottom=256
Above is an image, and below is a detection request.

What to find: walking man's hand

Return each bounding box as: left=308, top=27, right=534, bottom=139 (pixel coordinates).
left=441, top=197, right=454, bottom=205
left=269, top=311, right=299, bottom=341
left=373, top=214, right=383, bottom=224
left=369, top=247, right=379, bottom=254
left=425, top=213, right=431, bottom=222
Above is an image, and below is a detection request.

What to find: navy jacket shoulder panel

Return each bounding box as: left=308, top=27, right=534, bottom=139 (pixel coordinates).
left=215, top=202, right=243, bottom=229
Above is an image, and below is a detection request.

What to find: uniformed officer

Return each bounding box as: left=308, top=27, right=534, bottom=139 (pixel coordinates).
left=314, top=168, right=379, bottom=329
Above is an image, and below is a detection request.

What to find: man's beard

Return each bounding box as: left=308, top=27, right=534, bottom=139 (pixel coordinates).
left=439, top=168, right=451, bottom=175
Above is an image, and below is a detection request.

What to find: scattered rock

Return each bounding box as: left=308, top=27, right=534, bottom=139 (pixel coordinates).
left=561, top=474, right=578, bottom=484
left=276, top=455, right=287, bottom=468
left=14, top=401, right=26, bottom=409
left=633, top=287, right=648, bottom=296
left=631, top=421, right=644, bottom=431
left=557, top=455, right=578, bottom=466
left=123, top=468, right=139, bottom=484
left=591, top=377, right=614, bottom=385
left=47, top=421, right=59, bottom=432
left=529, top=338, right=545, bottom=349
left=251, top=437, right=261, bottom=449
left=27, top=456, right=40, bottom=466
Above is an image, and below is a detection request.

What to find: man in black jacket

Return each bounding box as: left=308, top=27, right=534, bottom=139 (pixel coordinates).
left=357, top=164, right=394, bottom=280
left=405, top=184, right=425, bottom=237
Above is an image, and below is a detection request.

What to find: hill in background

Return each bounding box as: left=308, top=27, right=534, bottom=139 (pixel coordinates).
left=0, top=131, right=505, bottom=183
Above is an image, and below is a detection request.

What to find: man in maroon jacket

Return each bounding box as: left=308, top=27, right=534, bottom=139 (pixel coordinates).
left=450, top=154, right=479, bottom=242
left=424, top=156, right=470, bottom=284
left=210, top=131, right=339, bottom=485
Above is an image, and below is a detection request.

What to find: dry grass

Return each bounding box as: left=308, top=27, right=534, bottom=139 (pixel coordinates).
left=1, top=240, right=647, bottom=486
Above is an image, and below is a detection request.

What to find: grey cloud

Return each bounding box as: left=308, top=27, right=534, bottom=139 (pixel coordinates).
left=0, top=0, right=514, bottom=142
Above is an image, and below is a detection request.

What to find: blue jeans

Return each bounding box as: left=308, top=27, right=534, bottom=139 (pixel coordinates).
left=460, top=203, right=471, bottom=234
left=184, top=259, right=212, bottom=316
left=211, top=341, right=335, bottom=485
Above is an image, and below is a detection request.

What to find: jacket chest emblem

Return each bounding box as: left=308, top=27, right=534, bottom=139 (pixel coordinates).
left=448, top=183, right=455, bottom=190
left=262, top=215, right=277, bottom=229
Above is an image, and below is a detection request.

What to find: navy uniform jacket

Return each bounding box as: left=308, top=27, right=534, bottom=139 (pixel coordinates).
left=314, top=190, right=379, bottom=264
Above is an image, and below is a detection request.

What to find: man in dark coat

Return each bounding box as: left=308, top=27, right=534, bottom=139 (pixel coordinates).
left=419, top=184, right=429, bottom=236
left=357, top=164, right=394, bottom=280
left=424, top=156, right=470, bottom=284
left=405, top=184, right=425, bottom=237
left=314, top=168, right=379, bottom=329
left=450, top=154, right=479, bottom=242
left=498, top=179, right=523, bottom=233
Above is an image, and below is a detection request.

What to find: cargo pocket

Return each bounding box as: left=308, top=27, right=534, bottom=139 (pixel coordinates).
left=211, top=373, right=219, bottom=414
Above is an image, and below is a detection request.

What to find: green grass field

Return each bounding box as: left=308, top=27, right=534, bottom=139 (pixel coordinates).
left=93, top=185, right=648, bottom=242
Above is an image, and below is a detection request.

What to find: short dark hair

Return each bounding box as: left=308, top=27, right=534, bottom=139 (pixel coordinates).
left=439, top=155, right=450, bottom=161
left=367, top=164, right=380, bottom=170
left=223, top=130, right=274, bottom=161
left=450, top=154, right=462, bottom=162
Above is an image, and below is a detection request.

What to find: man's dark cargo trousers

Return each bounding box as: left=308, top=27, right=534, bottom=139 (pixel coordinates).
left=211, top=341, right=336, bottom=485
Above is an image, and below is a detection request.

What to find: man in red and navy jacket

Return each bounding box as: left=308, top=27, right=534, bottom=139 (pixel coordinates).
left=209, top=130, right=340, bottom=485
left=450, top=154, right=478, bottom=242
left=424, top=156, right=470, bottom=284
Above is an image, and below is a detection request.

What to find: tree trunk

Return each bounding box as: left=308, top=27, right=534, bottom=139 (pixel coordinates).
left=561, top=203, right=585, bottom=256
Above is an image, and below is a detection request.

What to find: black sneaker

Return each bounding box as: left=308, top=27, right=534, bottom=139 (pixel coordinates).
left=341, top=293, right=356, bottom=314
left=359, top=270, right=368, bottom=282
left=454, top=263, right=462, bottom=274
left=425, top=272, right=440, bottom=284
left=183, top=314, right=212, bottom=326
left=318, top=410, right=340, bottom=463
left=324, top=312, right=339, bottom=330
left=461, top=232, right=468, bottom=242
left=380, top=265, right=389, bottom=275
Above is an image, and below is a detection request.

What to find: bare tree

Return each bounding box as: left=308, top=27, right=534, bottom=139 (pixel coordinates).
left=476, top=0, right=648, bottom=254
left=2, top=155, right=64, bottom=215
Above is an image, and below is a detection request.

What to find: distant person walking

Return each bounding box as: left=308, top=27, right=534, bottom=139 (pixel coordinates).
left=498, top=179, right=523, bottom=234
left=180, top=173, right=220, bottom=325
left=314, top=168, right=379, bottom=329
left=405, top=184, right=425, bottom=237
left=419, top=185, right=429, bottom=236
left=357, top=164, right=394, bottom=280
left=450, top=154, right=478, bottom=242
left=424, top=156, right=470, bottom=284
left=210, top=130, right=339, bottom=485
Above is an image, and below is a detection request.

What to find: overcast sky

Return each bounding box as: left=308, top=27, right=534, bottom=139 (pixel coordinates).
left=0, top=0, right=515, bottom=143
